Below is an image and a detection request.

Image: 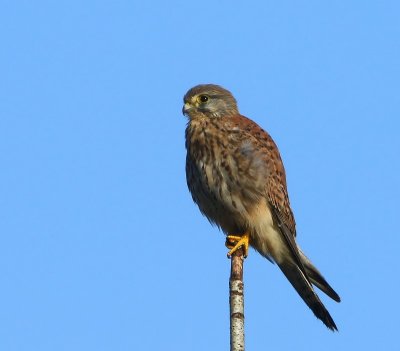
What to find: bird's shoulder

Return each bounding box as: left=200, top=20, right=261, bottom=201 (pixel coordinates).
left=221, top=115, right=284, bottom=170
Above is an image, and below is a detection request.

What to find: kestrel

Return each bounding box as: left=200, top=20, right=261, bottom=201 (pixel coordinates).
left=183, top=84, right=340, bottom=331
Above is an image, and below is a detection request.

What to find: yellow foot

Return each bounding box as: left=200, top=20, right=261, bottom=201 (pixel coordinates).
left=225, top=233, right=250, bottom=258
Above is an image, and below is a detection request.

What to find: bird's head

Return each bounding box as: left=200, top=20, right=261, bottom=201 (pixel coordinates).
left=182, top=84, right=239, bottom=119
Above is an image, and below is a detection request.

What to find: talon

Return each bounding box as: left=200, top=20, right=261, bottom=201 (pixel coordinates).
left=225, top=232, right=249, bottom=258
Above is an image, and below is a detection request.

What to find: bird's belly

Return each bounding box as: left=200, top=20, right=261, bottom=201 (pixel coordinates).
left=187, top=152, right=262, bottom=234
left=192, top=167, right=287, bottom=262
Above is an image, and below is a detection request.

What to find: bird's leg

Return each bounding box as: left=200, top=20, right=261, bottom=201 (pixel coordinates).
left=225, top=233, right=250, bottom=258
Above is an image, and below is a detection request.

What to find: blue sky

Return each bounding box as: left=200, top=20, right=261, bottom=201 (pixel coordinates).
left=1, top=1, right=399, bottom=350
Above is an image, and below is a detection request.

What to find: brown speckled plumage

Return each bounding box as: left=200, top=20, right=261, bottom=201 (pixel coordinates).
left=184, top=84, right=340, bottom=330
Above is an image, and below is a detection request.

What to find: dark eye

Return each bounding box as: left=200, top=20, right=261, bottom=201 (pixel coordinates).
left=199, top=95, right=209, bottom=103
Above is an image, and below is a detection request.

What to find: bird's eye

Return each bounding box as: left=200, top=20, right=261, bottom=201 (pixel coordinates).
left=199, top=95, right=209, bottom=103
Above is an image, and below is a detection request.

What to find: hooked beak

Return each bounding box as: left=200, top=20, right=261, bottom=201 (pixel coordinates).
left=182, top=102, right=192, bottom=116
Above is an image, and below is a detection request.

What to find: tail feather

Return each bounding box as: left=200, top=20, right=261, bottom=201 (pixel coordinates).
left=299, top=249, right=341, bottom=302
left=277, top=260, right=338, bottom=331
